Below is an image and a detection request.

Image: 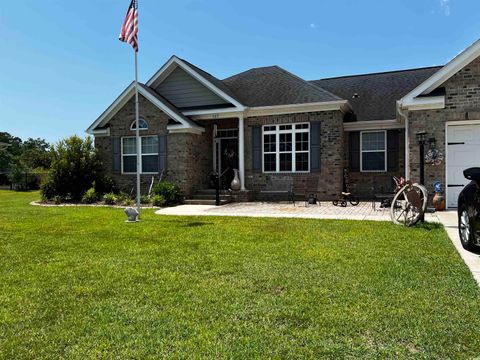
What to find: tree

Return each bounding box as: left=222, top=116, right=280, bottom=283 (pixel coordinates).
left=20, top=138, right=52, bottom=169
left=41, top=135, right=104, bottom=201
left=0, top=132, right=22, bottom=173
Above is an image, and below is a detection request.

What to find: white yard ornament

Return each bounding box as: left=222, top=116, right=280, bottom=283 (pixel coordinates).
left=124, top=207, right=139, bottom=222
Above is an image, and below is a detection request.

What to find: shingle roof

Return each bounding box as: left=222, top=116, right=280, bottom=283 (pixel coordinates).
left=311, top=66, right=442, bottom=121
left=137, top=83, right=201, bottom=128
left=222, top=66, right=342, bottom=107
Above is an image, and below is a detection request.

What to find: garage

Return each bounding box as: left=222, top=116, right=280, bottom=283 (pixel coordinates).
left=447, top=122, right=480, bottom=208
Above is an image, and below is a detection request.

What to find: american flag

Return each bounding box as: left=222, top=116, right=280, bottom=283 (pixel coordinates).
left=119, top=0, right=138, bottom=52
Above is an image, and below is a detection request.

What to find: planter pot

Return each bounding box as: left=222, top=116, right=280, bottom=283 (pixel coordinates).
left=231, top=169, right=241, bottom=191
left=432, top=192, right=445, bottom=211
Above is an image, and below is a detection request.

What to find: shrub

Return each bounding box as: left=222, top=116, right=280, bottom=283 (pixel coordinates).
left=82, top=187, right=98, bottom=204
left=152, top=181, right=182, bottom=205
left=140, top=195, right=150, bottom=204
left=41, top=136, right=104, bottom=201
left=151, top=194, right=166, bottom=207
left=103, top=193, right=117, bottom=205
left=53, top=196, right=63, bottom=205
left=123, top=198, right=134, bottom=207
left=95, top=175, right=117, bottom=195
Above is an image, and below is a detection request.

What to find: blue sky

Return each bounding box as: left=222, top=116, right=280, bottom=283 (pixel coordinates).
left=1, top=0, right=480, bottom=143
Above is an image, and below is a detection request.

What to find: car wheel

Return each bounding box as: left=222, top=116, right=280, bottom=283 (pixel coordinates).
left=459, top=206, right=476, bottom=251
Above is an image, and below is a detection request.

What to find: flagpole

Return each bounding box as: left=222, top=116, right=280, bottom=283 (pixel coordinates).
left=134, top=51, right=141, bottom=217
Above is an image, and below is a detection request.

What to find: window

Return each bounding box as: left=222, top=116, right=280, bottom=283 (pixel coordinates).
left=361, top=131, right=387, bottom=172
left=262, top=123, right=310, bottom=173
left=130, top=118, right=149, bottom=131
left=122, top=136, right=159, bottom=174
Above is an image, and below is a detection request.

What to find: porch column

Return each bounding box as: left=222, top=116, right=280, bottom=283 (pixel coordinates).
left=238, top=115, right=246, bottom=190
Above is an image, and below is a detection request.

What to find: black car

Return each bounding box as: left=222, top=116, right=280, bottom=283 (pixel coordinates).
left=458, top=167, right=480, bottom=250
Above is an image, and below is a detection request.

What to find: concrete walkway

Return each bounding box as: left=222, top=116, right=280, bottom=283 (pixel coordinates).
left=436, top=211, right=480, bottom=286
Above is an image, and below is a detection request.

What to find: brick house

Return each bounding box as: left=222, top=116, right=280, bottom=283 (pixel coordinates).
left=87, top=39, right=480, bottom=208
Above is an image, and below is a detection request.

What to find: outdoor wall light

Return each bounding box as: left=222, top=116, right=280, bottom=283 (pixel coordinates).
left=416, top=131, right=427, bottom=145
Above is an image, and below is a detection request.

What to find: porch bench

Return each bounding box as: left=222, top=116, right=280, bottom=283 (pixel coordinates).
left=258, top=177, right=295, bottom=204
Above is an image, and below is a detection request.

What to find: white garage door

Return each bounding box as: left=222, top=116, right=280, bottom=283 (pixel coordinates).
left=447, top=123, right=480, bottom=208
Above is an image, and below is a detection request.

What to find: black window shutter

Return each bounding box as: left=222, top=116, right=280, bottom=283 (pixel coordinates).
left=387, top=130, right=400, bottom=172
left=310, top=122, right=321, bottom=172
left=252, top=126, right=262, bottom=172
left=158, top=134, right=167, bottom=173
left=112, top=137, right=121, bottom=174
left=349, top=132, right=360, bottom=172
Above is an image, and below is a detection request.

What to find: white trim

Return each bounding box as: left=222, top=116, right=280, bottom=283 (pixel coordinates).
left=121, top=135, right=159, bottom=175
left=247, top=100, right=350, bottom=117
left=185, top=101, right=351, bottom=121
left=166, top=124, right=204, bottom=134
left=402, top=40, right=480, bottom=106
left=262, top=123, right=310, bottom=174
left=344, top=119, right=403, bottom=132
left=86, top=83, right=204, bottom=134
left=238, top=115, right=246, bottom=190
left=446, top=119, right=480, bottom=126
left=445, top=119, right=480, bottom=209
left=360, top=130, right=387, bottom=173
left=91, top=128, right=110, bottom=137
left=130, top=118, right=149, bottom=131
left=183, top=108, right=242, bottom=116
left=87, top=83, right=136, bottom=134
left=146, top=56, right=245, bottom=110
left=401, top=96, right=445, bottom=111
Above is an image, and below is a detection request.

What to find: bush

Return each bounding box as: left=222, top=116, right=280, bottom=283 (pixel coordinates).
left=82, top=187, right=98, bottom=204
left=103, top=193, right=117, bottom=205
left=95, top=175, right=117, bottom=195
left=151, top=194, right=166, bottom=207
left=140, top=195, right=150, bottom=204
left=123, top=198, right=134, bottom=207
left=53, top=196, right=63, bottom=205
left=41, top=136, right=104, bottom=201
left=152, top=181, right=182, bottom=205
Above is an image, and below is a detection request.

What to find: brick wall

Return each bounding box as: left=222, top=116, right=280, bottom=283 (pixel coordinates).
left=243, top=111, right=345, bottom=200
left=408, top=57, right=480, bottom=195
left=345, top=131, right=405, bottom=197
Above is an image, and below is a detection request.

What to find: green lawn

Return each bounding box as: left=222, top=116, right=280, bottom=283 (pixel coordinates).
left=1, top=191, right=479, bottom=359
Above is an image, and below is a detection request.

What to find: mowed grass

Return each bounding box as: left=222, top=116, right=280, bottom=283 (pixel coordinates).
left=0, top=191, right=479, bottom=359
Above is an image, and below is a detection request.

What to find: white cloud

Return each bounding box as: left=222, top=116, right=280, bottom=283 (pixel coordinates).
left=440, top=0, right=450, bottom=16
left=310, top=23, right=316, bottom=29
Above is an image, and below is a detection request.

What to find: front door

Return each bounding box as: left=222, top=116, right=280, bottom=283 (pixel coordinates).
left=214, top=137, right=239, bottom=189
left=447, top=123, right=480, bottom=208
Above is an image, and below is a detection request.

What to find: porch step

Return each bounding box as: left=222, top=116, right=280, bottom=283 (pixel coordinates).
left=184, top=199, right=231, bottom=206
left=195, top=189, right=231, bottom=195
left=190, top=194, right=232, bottom=200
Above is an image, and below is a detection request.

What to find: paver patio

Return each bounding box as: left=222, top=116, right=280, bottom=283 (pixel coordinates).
left=156, top=201, right=440, bottom=222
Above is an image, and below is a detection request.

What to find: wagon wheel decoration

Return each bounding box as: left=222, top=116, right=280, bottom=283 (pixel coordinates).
left=390, top=183, right=428, bottom=227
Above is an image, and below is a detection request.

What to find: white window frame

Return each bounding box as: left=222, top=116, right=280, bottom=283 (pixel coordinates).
left=130, top=118, right=149, bottom=131
left=121, top=135, right=159, bottom=175
left=360, top=130, right=387, bottom=172
left=262, top=123, right=310, bottom=173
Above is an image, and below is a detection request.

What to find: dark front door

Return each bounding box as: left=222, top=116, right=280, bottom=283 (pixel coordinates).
left=215, top=138, right=238, bottom=189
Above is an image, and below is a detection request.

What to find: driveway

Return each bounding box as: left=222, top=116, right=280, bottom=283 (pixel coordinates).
left=436, top=211, right=480, bottom=286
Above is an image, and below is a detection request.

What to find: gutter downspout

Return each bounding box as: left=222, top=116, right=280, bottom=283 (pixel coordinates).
left=397, top=101, right=409, bottom=180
